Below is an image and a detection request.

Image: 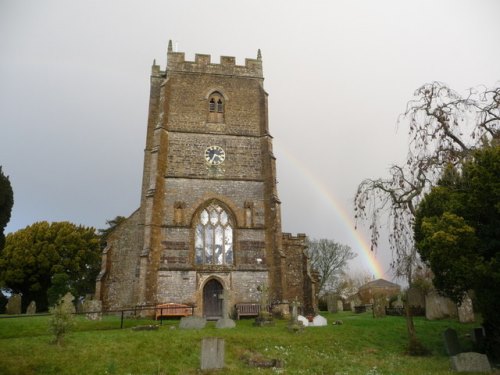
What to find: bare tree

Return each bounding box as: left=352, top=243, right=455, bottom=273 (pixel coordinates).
left=307, top=238, right=356, bottom=296
left=354, top=82, right=499, bottom=353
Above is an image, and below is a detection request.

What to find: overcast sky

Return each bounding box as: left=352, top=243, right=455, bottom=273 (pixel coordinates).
left=1, top=0, right=499, bottom=280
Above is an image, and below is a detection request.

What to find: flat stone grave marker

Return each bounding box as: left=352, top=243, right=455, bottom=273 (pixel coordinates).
left=201, top=337, right=224, bottom=370
left=450, top=352, right=491, bottom=372
left=179, top=316, right=206, bottom=330
left=443, top=328, right=461, bottom=356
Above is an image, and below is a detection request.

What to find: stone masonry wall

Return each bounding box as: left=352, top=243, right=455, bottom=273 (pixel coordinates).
left=99, top=209, right=144, bottom=310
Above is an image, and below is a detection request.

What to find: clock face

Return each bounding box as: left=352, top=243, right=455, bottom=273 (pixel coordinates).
left=204, top=145, right=226, bottom=165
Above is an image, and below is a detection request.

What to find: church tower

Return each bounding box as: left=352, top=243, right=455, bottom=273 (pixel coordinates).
left=96, top=42, right=317, bottom=318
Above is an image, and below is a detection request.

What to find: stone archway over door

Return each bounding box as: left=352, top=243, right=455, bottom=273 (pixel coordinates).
left=203, top=279, right=223, bottom=320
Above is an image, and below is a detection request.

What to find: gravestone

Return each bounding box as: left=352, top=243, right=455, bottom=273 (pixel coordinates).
left=26, top=301, right=36, bottom=315
left=216, top=289, right=235, bottom=329
left=426, top=291, right=457, bottom=320
left=326, top=294, right=337, bottom=313
left=336, top=300, right=344, bottom=312
left=372, top=295, right=387, bottom=318
left=349, top=300, right=356, bottom=312
left=443, top=328, right=461, bottom=356
left=5, top=294, right=22, bottom=315
left=201, top=337, right=225, bottom=370
left=471, top=327, right=486, bottom=353
left=457, top=295, right=474, bottom=323
left=83, top=299, right=102, bottom=321
left=450, top=352, right=491, bottom=372
left=312, top=314, right=327, bottom=327
left=60, top=293, right=76, bottom=314
left=179, top=316, right=206, bottom=330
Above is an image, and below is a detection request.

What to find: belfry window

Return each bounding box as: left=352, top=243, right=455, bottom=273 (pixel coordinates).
left=207, top=92, right=224, bottom=123
left=195, top=203, right=233, bottom=265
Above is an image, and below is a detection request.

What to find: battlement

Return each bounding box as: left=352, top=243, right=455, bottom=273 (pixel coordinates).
left=155, top=40, right=263, bottom=78
left=282, top=233, right=308, bottom=242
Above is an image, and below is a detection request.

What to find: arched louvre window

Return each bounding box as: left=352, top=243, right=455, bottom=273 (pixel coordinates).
left=195, top=203, right=233, bottom=265
left=207, top=92, right=224, bottom=123
left=209, top=98, right=216, bottom=112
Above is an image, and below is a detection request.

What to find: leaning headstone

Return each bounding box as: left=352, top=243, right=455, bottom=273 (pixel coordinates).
left=179, top=316, right=207, bottom=330
left=443, top=328, right=461, bottom=356
left=457, top=295, right=474, bottom=323
left=312, top=314, right=327, bottom=327
left=83, top=299, right=102, bottom=321
left=26, top=301, right=36, bottom=315
left=450, top=352, right=492, bottom=372
left=201, top=337, right=225, bottom=370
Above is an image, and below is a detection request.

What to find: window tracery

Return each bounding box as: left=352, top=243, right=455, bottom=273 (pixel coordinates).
left=195, top=203, right=233, bottom=265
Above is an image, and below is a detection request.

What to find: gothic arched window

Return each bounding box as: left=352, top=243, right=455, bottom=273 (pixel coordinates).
left=207, top=92, right=224, bottom=123
left=195, top=203, right=233, bottom=265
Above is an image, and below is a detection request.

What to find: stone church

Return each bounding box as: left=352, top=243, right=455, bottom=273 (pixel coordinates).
left=95, top=41, right=317, bottom=318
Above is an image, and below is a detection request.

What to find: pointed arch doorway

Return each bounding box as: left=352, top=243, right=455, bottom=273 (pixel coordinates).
left=203, top=279, right=223, bottom=320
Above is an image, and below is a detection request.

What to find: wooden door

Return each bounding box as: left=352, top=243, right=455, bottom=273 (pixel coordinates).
left=203, top=279, right=223, bottom=320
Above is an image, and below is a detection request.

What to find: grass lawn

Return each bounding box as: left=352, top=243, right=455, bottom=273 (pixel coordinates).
left=0, top=311, right=488, bottom=375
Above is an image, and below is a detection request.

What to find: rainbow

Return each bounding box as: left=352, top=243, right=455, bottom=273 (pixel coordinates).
left=275, top=142, right=387, bottom=280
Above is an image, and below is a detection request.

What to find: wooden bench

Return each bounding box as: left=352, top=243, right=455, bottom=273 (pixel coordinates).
left=235, top=303, right=261, bottom=320
left=155, top=303, right=193, bottom=320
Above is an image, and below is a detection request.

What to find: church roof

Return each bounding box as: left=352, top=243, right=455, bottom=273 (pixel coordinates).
left=359, top=278, right=400, bottom=290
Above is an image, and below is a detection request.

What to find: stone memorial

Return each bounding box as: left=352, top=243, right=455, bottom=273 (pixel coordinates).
left=83, top=299, right=102, bottom=321
left=312, top=314, right=327, bottom=327
left=372, top=294, right=387, bottom=318
left=325, top=293, right=337, bottom=313
left=426, top=291, right=457, bottom=320
left=336, top=300, right=344, bottom=312
left=6, top=294, right=22, bottom=315
left=201, top=337, right=225, bottom=370
left=457, top=295, right=474, bottom=323
left=443, top=328, right=461, bottom=356
left=216, top=290, right=235, bottom=329
left=450, top=352, right=491, bottom=372
left=179, top=316, right=207, bottom=330
left=60, top=292, right=76, bottom=313
left=471, top=327, right=486, bottom=353
left=26, top=301, right=36, bottom=315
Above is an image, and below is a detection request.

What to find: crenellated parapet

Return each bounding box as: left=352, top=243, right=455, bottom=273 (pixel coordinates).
left=151, top=40, right=263, bottom=79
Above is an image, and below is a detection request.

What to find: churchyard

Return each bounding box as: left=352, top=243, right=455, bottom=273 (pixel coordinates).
left=0, top=310, right=489, bottom=375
